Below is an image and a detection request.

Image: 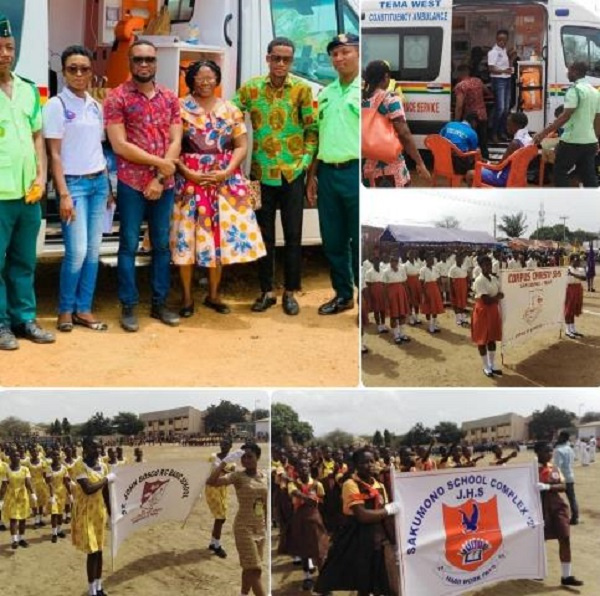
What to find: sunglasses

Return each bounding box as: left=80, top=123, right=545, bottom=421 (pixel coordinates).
left=269, top=55, right=293, bottom=65
left=65, top=65, right=92, bottom=75
left=132, top=56, right=157, bottom=65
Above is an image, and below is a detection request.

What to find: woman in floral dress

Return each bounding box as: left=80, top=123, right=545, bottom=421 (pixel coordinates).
left=171, top=60, right=265, bottom=316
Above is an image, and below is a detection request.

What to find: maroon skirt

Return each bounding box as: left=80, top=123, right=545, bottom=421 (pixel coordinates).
left=368, top=282, right=386, bottom=312
left=564, top=284, right=583, bottom=319
left=386, top=282, right=410, bottom=318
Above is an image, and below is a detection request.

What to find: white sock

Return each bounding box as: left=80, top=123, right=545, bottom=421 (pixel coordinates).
left=481, top=355, right=489, bottom=369
left=88, top=583, right=96, bottom=596
left=57, top=525, right=62, bottom=533
left=96, top=579, right=102, bottom=591
left=304, top=570, right=312, bottom=579
left=434, top=317, right=440, bottom=328
left=392, top=326, right=400, bottom=338
left=561, top=562, right=572, bottom=578
left=36, top=514, right=41, bottom=524
left=488, top=351, right=496, bottom=369
left=52, top=527, right=58, bottom=536
left=409, top=313, right=415, bottom=324
left=12, top=534, right=18, bottom=543
left=398, top=324, right=405, bottom=337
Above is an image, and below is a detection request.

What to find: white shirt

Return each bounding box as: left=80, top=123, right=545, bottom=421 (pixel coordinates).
left=419, top=266, right=439, bottom=283
left=404, top=260, right=421, bottom=276
left=472, top=265, right=482, bottom=279
left=43, top=87, right=106, bottom=175
left=384, top=265, right=407, bottom=283
left=463, top=255, right=474, bottom=269
left=507, top=258, right=519, bottom=269
left=365, top=268, right=385, bottom=283
left=567, top=265, right=585, bottom=286
left=488, top=44, right=511, bottom=79
left=448, top=264, right=468, bottom=279
left=514, top=127, right=533, bottom=147
left=526, top=258, right=538, bottom=268
left=435, top=260, right=449, bottom=276
left=492, top=259, right=501, bottom=275
left=473, top=273, right=501, bottom=298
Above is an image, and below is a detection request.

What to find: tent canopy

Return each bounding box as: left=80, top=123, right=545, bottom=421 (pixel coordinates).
left=380, top=225, right=497, bottom=246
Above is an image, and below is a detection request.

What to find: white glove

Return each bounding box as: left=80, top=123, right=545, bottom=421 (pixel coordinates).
left=30, top=493, right=38, bottom=503
left=0, top=499, right=4, bottom=509
left=537, top=482, right=550, bottom=492
left=106, top=472, right=117, bottom=483
left=68, top=495, right=74, bottom=504
left=223, top=449, right=244, bottom=464
left=49, top=496, right=57, bottom=505
left=384, top=501, right=402, bottom=516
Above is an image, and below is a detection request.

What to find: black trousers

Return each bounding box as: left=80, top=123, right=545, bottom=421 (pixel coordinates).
left=565, top=482, right=579, bottom=522
left=477, top=120, right=489, bottom=160
left=256, top=174, right=304, bottom=293
left=554, top=141, right=599, bottom=188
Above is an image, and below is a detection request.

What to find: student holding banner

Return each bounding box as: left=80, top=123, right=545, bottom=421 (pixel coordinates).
left=565, top=254, right=586, bottom=339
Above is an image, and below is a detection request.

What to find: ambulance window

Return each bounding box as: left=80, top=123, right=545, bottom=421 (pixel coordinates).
left=165, top=0, right=195, bottom=23
left=561, top=26, right=600, bottom=78
left=1, top=2, right=24, bottom=65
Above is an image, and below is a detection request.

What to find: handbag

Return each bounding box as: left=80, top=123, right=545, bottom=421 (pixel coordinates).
left=362, top=90, right=403, bottom=164
left=248, top=180, right=262, bottom=211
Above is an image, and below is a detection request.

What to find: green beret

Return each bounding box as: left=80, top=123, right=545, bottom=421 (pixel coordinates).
left=0, top=14, right=13, bottom=38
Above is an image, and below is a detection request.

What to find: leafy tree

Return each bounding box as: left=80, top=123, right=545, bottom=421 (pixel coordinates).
left=383, top=429, right=393, bottom=447
left=80, top=412, right=114, bottom=437
left=373, top=430, right=383, bottom=447
left=61, top=417, right=71, bottom=436
left=401, top=423, right=433, bottom=447
left=47, top=419, right=61, bottom=436
left=498, top=212, right=528, bottom=238
left=319, top=429, right=355, bottom=448
left=528, top=405, right=576, bottom=440
left=271, top=403, right=314, bottom=445
left=580, top=411, right=600, bottom=424
left=0, top=417, right=31, bottom=439
left=434, top=421, right=465, bottom=445
left=252, top=408, right=270, bottom=421
left=435, top=216, right=460, bottom=229
left=204, top=400, right=250, bottom=433
left=112, top=412, right=144, bottom=436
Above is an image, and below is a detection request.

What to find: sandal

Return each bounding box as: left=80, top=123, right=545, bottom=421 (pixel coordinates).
left=73, top=314, right=108, bottom=331
left=203, top=297, right=231, bottom=314
left=56, top=316, right=73, bottom=333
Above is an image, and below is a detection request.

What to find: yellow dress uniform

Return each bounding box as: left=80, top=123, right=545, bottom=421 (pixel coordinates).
left=205, top=454, right=235, bottom=520
left=1, top=465, right=31, bottom=521
left=45, top=464, right=69, bottom=515
left=27, top=459, right=49, bottom=506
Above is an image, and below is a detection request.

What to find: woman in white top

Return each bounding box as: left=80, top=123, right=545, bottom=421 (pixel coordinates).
left=365, top=262, right=388, bottom=333
left=448, top=252, right=469, bottom=326
left=471, top=256, right=504, bottom=377
left=44, top=46, right=111, bottom=332
left=565, top=254, right=586, bottom=339
left=419, top=254, right=445, bottom=334
left=384, top=254, right=411, bottom=344
left=404, top=250, right=423, bottom=325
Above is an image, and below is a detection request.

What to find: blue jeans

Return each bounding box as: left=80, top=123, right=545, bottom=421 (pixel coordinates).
left=491, top=77, right=512, bottom=138
left=117, top=181, right=174, bottom=307
left=59, top=174, right=109, bottom=314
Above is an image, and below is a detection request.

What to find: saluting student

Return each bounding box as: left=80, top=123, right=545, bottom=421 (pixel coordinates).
left=565, top=254, right=586, bottom=339
left=384, top=254, right=411, bottom=344
left=448, top=252, right=469, bottom=327
left=419, top=254, right=445, bottom=334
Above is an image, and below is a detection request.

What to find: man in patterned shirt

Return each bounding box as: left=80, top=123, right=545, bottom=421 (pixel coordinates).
left=234, top=37, right=318, bottom=316
left=105, top=40, right=182, bottom=332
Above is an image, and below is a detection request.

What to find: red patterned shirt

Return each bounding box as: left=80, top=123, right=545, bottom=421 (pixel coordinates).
left=454, top=77, right=488, bottom=122
left=103, top=80, right=181, bottom=192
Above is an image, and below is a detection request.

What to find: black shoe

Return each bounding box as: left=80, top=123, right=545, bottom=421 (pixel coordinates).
left=11, top=542, right=17, bottom=549
left=302, top=578, right=314, bottom=591
left=97, top=590, right=108, bottom=596
left=483, top=368, right=494, bottom=378
left=561, top=576, right=584, bottom=587
left=12, top=321, right=55, bottom=344
left=18, top=539, right=28, bottom=548
left=120, top=305, right=139, bottom=332
left=38, top=520, right=46, bottom=527
left=570, top=519, right=579, bottom=525
left=492, top=369, right=503, bottom=376
left=51, top=534, right=57, bottom=543
left=251, top=293, right=276, bottom=312
left=179, top=302, right=195, bottom=318
left=213, top=545, right=227, bottom=558
left=150, top=305, right=180, bottom=326
left=0, top=326, right=18, bottom=350
left=318, top=296, right=354, bottom=315
left=282, top=293, right=299, bottom=316
left=0, top=524, right=6, bottom=531
left=203, top=297, right=231, bottom=315
left=57, top=530, right=66, bottom=538
left=573, top=331, right=584, bottom=338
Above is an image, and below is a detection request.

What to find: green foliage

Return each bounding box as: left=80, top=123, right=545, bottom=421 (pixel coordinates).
left=80, top=412, right=114, bottom=437
left=580, top=411, right=600, bottom=424
left=498, top=212, right=528, bottom=238
left=528, top=405, right=576, bottom=441
left=0, top=417, right=31, bottom=439
left=373, top=430, right=384, bottom=447
left=434, top=421, right=465, bottom=445
left=319, top=429, right=355, bottom=448
left=401, top=423, right=433, bottom=447
left=112, top=412, right=144, bottom=436
left=204, top=400, right=250, bottom=433
left=271, top=403, right=314, bottom=445
left=61, top=417, right=71, bottom=436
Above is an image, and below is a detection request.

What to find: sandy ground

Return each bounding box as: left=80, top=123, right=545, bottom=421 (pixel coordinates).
left=362, top=290, right=600, bottom=388
left=0, top=443, right=269, bottom=596
left=272, top=450, right=600, bottom=595
left=0, top=249, right=358, bottom=387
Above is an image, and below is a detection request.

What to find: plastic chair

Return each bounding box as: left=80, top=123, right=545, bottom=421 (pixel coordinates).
left=472, top=144, right=539, bottom=188
left=425, top=134, right=481, bottom=187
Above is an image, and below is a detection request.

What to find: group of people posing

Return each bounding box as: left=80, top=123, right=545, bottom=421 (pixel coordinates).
left=362, top=248, right=590, bottom=377
left=272, top=438, right=586, bottom=594
left=0, top=9, right=360, bottom=350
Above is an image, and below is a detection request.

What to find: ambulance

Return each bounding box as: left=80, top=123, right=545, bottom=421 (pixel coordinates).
left=1, top=0, right=358, bottom=259
left=362, top=0, right=600, bottom=150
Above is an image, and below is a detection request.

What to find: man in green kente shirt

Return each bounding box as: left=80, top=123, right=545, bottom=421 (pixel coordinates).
left=307, top=33, right=360, bottom=315
left=0, top=14, right=54, bottom=349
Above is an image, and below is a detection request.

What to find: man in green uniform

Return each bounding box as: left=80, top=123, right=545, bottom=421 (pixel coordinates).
left=0, top=14, right=54, bottom=349
left=307, top=33, right=360, bottom=315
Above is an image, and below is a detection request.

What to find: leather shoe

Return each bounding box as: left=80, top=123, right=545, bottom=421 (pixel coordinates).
left=120, top=306, right=139, bottom=332
left=12, top=321, right=55, bottom=344
left=179, top=302, right=195, bottom=318
left=282, top=293, right=299, bottom=316
left=251, top=293, right=276, bottom=312
left=0, top=326, right=18, bottom=350
left=151, top=305, right=180, bottom=326
left=318, top=296, right=354, bottom=315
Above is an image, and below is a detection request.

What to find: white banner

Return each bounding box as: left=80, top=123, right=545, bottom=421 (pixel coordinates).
left=109, top=461, right=210, bottom=561
left=393, top=463, right=546, bottom=596
left=500, top=267, right=568, bottom=348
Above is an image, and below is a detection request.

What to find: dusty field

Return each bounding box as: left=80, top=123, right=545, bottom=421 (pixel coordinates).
left=0, top=249, right=358, bottom=387
left=0, top=443, right=269, bottom=596
left=272, top=450, right=600, bottom=595
left=362, top=290, right=600, bottom=387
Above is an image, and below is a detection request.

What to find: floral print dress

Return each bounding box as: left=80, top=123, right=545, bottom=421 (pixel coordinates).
left=170, top=96, right=266, bottom=267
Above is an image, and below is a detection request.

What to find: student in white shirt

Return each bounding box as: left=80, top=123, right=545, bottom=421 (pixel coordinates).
left=435, top=251, right=450, bottom=304
left=471, top=256, right=504, bottom=377
left=43, top=45, right=111, bottom=333
left=448, top=252, right=469, bottom=326
left=404, top=250, right=423, bottom=325
left=361, top=268, right=370, bottom=354
left=526, top=252, right=538, bottom=268
left=384, top=254, right=411, bottom=344
left=488, top=29, right=516, bottom=143
left=365, top=262, right=388, bottom=333
left=564, top=254, right=586, bottom=339
left=419, top=254, right=445, bottom=334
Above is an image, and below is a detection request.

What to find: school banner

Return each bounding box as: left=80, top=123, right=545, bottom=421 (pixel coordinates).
left=500, top=268, right=568, bottom=347
left=109, top=461, right=209, bottom=560
left=392, top=463, right=546, bottom=596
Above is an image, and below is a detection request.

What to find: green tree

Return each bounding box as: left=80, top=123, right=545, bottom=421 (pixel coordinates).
left=61, top=417, right=71, bottom=436
left=112, top=412, right=144, bottom=436
left=319, top=429, right=355, bottom=448
left=434, top=421, right=465, bottom=445
left=373, top=430, right=383, bottom=447
left=252, top=408, right=270, bottom=421
left=80, top=412, right=114, bottom=437
left=580, top=411, right=600, bottom=424
left=204, top=400, right=250, bottom=433
left=401, top=423, right=433, bottom=447
left=383, top=429, right=393, bottom=447
left=498, top=212, right=528, bottom=238
left=0, top=417, right=31, bottom=439
left=271, top=403, right=314, bottom=445
left=528, top=405, right=576, bottom=440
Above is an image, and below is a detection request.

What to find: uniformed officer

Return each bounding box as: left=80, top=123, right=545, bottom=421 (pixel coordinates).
left=0, top=14, right=54, bottom=349
left=307, top=33, right=360, bottom=315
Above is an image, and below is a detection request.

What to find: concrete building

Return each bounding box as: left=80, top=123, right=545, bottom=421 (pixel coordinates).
left=140, top=406, right=205, bottom=438
left=577, top=421, right=600, bottom=440
left=462, top=413, right=528, bottom=444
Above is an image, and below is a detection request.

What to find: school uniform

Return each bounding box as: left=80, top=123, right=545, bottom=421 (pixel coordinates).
left=471, top=273, right=502, bottom=345
left=565, top=266, right=584, bottom=320
left=364, top=268, right=386, bottom=313
left=448, top=264, right=469, bottom=310
left=404, top=260, right=423, bottom=310
left=526, top=258, right=538, bottom=268
left=419, top=266, right=445, bottom=315
left=538, top=463, right=570, bottom=541
left=435, top=259, right=450, bottom=299
left=383, top=266, right=410, bottom=319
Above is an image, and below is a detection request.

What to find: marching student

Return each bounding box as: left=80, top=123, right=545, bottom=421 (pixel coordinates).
left=365, top=261, right=388, bottom=334
left=435, top=251, right=450, bottom=304
left=462, top=446, right=485, bottom=467
left=535, top=442, right=584, bottom=587
left=404, top=250, right=423, bottom=326
left=471, top=255, right=504, bottom=377
left=415, top=440, right=437, bottom=471
left=27, top=446, right=50, bottom=528
left=62, top=445, right=79, bottom=523
left=384, top=254, right=411, bottom=344
left=565, top=254, right=586, bottom=339
left=420, top=254, right=445, bottom=334
left=361, top=272, right=370, bottom=354
left=448, top=252, right=469, bottom=327
left=45, top=448, right=72, bottom=543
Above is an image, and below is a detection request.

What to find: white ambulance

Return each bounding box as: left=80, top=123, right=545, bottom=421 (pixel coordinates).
left=2, top=0, right=358, bottom=258
left=362, top=0, right=600, bottom=149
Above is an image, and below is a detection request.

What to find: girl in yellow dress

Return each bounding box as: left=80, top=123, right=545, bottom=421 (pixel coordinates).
left=0, top=448, right=37, bottom=549
left=27, top=447, right=50, bottom=528
left=72, top=439, right=114, bottom=596
left=0, top=448, right=7, bottom=532
left=206, top=437, right=235, bottom=558
left=62, top=445, right=79, bottom=523
left=45, top=448, right=72, bottom=543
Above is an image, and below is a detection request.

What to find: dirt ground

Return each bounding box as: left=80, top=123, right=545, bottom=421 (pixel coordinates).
left=0, top=443, right=269, bottom=596
left=0, top=249, right=358, bottom=387
left=362, top=290, right=600, bottom=388
left=272, top=450, right=600, bottom=595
